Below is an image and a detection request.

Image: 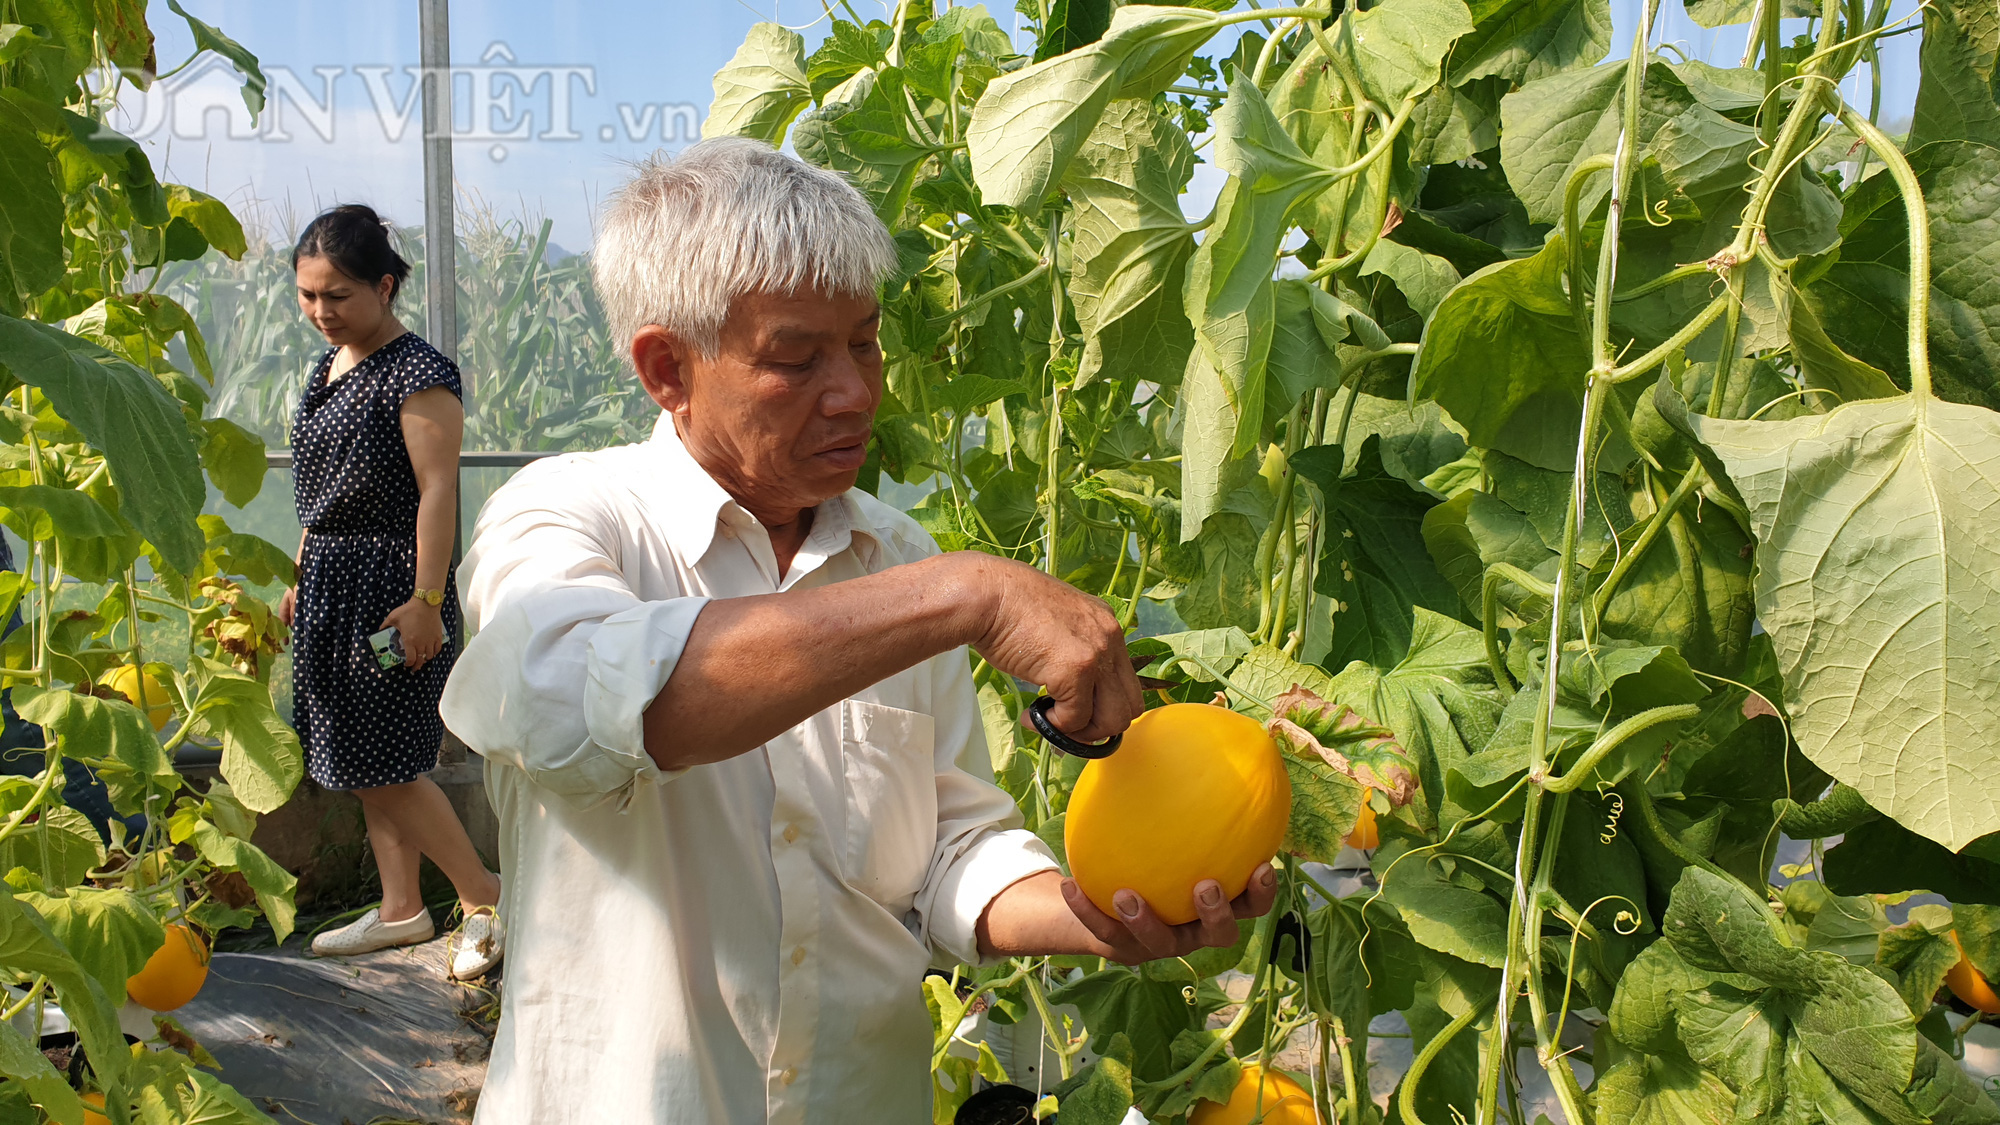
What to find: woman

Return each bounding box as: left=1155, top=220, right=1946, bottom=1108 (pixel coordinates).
left=277, top=204, right=503, bottom=981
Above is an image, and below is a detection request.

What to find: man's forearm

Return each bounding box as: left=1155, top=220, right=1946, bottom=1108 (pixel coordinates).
left=974, top=871, right=1112, bottom=959
left=641, top=552, right=993, bottom=770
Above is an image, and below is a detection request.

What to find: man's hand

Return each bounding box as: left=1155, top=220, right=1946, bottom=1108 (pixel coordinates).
left=976, top=866, right=1279, bottom=963
left=963, top=555, right=1144, bottom=746
left=644, top=551, right=1146, bottom=770
left=1060, top=867, right=1278, bottom=965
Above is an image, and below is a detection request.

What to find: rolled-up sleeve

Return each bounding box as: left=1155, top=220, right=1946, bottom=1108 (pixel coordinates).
left=441, top=466, right=708, bottom=811
left=912, top=644, right=1059, bottom=966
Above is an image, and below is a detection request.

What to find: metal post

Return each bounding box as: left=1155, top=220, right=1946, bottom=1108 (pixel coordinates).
left=418, top=0, right=466, bottom=642
left=419, top=0, right=458, bottom=370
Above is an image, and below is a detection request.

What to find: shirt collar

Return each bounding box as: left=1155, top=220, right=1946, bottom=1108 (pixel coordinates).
left=645, top=412, right=886, bottom=570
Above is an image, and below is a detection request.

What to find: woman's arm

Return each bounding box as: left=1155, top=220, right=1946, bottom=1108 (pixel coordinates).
left=384, top=386, right=464, bottom=670
left=278, top=530, right=308, bottom=627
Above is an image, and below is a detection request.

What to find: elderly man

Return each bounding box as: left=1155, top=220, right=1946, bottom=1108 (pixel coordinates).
left=441, top=138, right=1274, bottom=1123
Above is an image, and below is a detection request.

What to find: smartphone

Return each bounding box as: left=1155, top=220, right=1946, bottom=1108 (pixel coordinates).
left=368, top=627, right=405, bottom=670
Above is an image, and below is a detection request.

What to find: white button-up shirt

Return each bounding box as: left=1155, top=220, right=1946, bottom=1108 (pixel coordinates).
left=441, top=414, right=1058, bottom=1124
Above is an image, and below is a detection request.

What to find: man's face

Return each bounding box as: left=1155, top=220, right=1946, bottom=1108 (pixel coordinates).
left=636, top=288, right=884, bottom=521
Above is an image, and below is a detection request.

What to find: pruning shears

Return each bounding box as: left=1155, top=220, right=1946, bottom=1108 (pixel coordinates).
left=1027, top=652, right=1176, bottom=760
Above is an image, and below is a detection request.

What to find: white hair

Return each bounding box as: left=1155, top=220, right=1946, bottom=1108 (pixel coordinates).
left=591, top=137, right=896, bottom=360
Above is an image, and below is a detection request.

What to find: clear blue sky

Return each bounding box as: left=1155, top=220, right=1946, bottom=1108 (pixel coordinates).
left=128, top=0, right=1922, bottom=253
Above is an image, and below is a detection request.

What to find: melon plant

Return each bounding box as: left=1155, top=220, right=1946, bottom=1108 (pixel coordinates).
left=712, top=1, right=2000, bottom=1121
left=0, top=3, right=304, bottom=1122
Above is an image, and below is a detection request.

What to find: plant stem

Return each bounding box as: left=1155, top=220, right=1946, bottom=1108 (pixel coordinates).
left=1482, top=563, right=1555, bottom=699
left=1483, top=2, right=1655, bottom=1119
left=1759, top=0, right=1783, bottom=148
left=1839, top=108, right=1931, bottom=400
left=1021, top=967, right=1080, bottom=1081
left=1044, top=211, right=1066, bottom=577
left=1563, top=155, right=1617, bottom=330
left=931, top=260, right=1049, bottom=329
left=1589, top=464, right=1704, bottom=621
left=1399, top=998, right=1485, bottom=1125
left=1706, top=290, right=1746, bottom=416
left=1606, top=294, right=1731, bottom=383
left=1138, top=905, right=1283, bottom=1097
left=1541, top=704, right=1703, bottom=793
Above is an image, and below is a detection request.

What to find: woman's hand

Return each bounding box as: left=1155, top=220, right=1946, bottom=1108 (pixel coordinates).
left=278, top=588, right=296, bottom=628
left=381, top=599, right=445, bottom=670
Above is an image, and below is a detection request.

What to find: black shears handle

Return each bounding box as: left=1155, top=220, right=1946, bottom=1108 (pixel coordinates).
left=1027, top=696, right=1122, bottom=759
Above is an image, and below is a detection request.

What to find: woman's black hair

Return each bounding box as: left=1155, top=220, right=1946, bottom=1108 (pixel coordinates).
left=292, top=204, right=412, bottom=301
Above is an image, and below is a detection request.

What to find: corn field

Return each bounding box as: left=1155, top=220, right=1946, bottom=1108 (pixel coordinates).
left=154, top=195, right=658, bottom=452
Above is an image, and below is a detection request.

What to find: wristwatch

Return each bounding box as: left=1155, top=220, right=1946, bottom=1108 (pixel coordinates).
left=413, top=587, right=445, bottom=606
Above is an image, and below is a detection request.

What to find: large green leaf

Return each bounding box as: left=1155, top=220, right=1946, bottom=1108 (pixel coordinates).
left=1360, top=239, right=1462, bottom=318
left=0, top=315, right=206, bottom=574
left=1170, top=510, right=1265, bottom=631
left=0, top=1020, right=81, bottom=1125
left=1448, top=0, right=1611, bottom=85
left=164, top=184, right=246, bottom=262
left=1326, top=609, right=1505, bottom=825
left=1063, top=100, right=1196, bottom=389
left=0, top=484, right=125, bottom=544
left=1176, top=344, right=1242, bottom=542
left=1680, top=0, right=1814, bottom=28
left=174, top=1071, right=280, bottom=1125
left=0, top=893, right=126, bottom=1091
left=198, top=416, right=267, bottom=508
left=1498, top=61, right=1758, bottom=228
left=1293, top=437, right=1466, bottom=669
left=1347, top=0, right=1475, bottom=108
left=1048, top=971, right=1197, bottom=1079
left=1592, top=1049, right=1740, bottom=1125
left=0, top=108, right=63, bottom=307
left=1372, top=835, right=1511, bottom=966
left=186, top=657, right=302, bottom=815
left=1411, top=237, right=1592, bottom=470
left=1693, top=396, right=2000, bottom=850
left=1186, top=78, right=1339, bottom=461
left=1279, top=747, right=1367, bottom=864
left=705, top=23, right=812, bottom=143
left=176, top=819, right=296, bottom=946
left=1876, top=905, right=1963, bottom=1017
left=966, top=5, right=1223, bottom=209
left=804, top=21, right=887, bottom=102
left=167, top=0, right=265, bottom=116
left=1597, top=470, right=1756, bottom=679
left=0, top=797, right=101, bottom=892
left=1823, top=816, right=2000, bottom=906
left=24, top=888, right=163, bottom=1012
left=1055, top=1033, right=1136, bottom=1125
left=1034, top=0, right=1113, bottom=61
left=1910, top=0, right=2000, bottom=149
left=1263, top=280, right=1345, bottom=419
left=1789, top=288, right=1902, bottom=404
left=1422, top=486, right=1556, bottom=621
left=13, top=686, right=175, bottom=791
left=792, top=69, right=929, bottom=225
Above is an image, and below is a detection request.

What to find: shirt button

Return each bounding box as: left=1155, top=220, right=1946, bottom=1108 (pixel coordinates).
left=781, top=1067, right=798, bottom=1086
left=782, top=823, right=800, bottom=844
left=791, top=945, right=807, bottom=966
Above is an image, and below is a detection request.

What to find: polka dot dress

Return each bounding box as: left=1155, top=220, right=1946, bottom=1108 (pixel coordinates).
left=291, top=332, right=462, bottom=791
